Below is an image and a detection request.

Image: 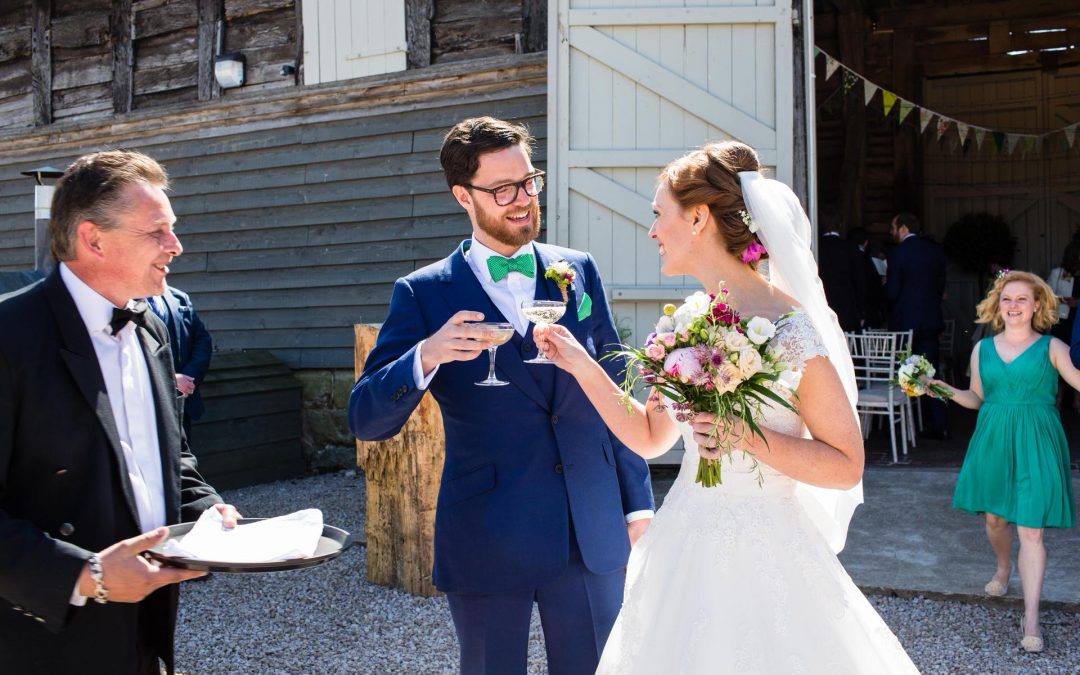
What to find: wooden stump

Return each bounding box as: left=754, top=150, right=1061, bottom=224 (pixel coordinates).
left=354, top=324, right=444, bottom=597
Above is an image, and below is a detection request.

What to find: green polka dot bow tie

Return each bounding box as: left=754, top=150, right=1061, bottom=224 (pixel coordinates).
left=487, top=253, right=535, bottom=282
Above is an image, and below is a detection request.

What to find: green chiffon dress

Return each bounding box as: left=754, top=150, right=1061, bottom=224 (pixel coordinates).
left=952, top=335, right=1076, bottom=528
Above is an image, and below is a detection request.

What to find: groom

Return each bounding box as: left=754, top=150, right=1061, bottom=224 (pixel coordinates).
left=349, top=117, right=654, bottom=674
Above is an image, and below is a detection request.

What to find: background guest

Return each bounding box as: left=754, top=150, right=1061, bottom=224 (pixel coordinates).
left=147, top=285, right=213, bottom=440
left=886, top=212, right=948, bottom=439
left=817, top=205, right=866, bottom=332
left=931, top=270, right=1076, bottom=654
left=848, top=226, right=886, bottom=329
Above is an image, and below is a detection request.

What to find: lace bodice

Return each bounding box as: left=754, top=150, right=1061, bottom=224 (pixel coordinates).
left=671, top=308, right=829, bottom=492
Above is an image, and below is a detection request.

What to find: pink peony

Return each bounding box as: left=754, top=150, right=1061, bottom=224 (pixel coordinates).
left=663, top=347, right=706, bottom=384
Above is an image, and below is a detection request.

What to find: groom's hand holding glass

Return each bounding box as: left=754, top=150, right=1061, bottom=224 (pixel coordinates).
left=419, top=310, right=500, bottom=375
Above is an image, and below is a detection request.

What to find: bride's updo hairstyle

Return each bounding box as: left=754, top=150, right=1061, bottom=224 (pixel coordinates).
left=661, top=141, right=765, bottom=269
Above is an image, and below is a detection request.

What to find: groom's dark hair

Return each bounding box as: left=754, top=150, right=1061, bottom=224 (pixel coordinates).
left=440, top=117, right=534, bottom=189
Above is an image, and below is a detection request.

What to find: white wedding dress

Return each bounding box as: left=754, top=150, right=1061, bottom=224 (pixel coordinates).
left=596, top=311, right=920, bottom=674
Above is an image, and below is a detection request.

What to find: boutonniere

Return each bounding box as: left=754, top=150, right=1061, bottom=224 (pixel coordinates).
left=544, top=261, right=576, bottom=303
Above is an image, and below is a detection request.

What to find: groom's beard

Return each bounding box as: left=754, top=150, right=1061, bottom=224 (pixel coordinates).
left=473, top=197, right=541, bottom=249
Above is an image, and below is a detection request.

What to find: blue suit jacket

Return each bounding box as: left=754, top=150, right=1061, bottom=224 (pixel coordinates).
left=884, top=235, right=947, bottom=333
left=152, top=287, right=212, bottom=420
left=349, top=241, right=654, bottom=594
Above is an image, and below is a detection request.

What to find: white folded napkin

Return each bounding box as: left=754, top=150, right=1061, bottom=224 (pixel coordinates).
left=161, top=508, right=324, bottom=563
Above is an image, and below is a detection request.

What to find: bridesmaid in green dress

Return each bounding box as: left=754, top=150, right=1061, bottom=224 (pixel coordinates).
left=932, top=270, right=1078, bottom=653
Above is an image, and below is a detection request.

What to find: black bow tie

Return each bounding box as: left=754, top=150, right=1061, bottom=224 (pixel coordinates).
left=109, top=301, right=149, bottom=336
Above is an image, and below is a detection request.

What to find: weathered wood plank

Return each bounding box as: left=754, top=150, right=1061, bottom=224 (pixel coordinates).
left=133, top=84, right=198, bottom=109
left=0, top=21, right=33, bottom=65
left=405, top=0, right=433, bottom=69
left=31, top=0, right=51, bottom=126
left=133, top=0, right=196, bottom=40
left=54, top=0, right=111, bottom=13
left=111, top=0, right=133, bottom=113
left=232, top=43, right=297, bottom=87
left=133, top=60, right=198, bottom=95
left=191, top=440, right=304, bottom=490
left=51, top=11, right=109, bottom=48
left=224, top=0, right=294, bottom=21
left=224, top=10, right=294, bottom=49
left=51, top=83, right=112, bottom=118
left=204, top=234, right=461, bottom=273
left=197, top=0, right=220, bottom=101
left=52, top=52, right=111, bottom=90
left=873, top=0, right=1078, bottom=31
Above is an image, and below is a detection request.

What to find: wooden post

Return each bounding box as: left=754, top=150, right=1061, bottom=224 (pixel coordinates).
left=838, top=8, right=866, bottom=231
left=31, top=0, right=51, bottom=126
left=354, top=324, right=444, bottom=597
left=405, top=0, right=433, bottom=69
left=197, top=0, right=223, bottom=101
left=111, top=0, right=133, bottom=114
left=522, top=0, right=546, bottom=54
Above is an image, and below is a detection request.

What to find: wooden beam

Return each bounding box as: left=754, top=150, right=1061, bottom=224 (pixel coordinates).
left=31, top=0, right=51, bottom=127
left=874, top=1, right=1080, bottom=31
left=198, top=0, right=222, bottom=101
left=838, top=9, right=866, bottom=233
left=522, top=0, right=545, bottom=53
left=405, top=0, right=432, bottom=69
left=892, top=29, right=917, bottom=214
left=111, top=0, right=133, bottom=114
left=922, top=50, right=1080, bottom=78
left=293, top=0, right=303, bottom=84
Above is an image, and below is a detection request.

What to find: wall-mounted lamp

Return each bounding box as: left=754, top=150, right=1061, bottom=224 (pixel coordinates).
left=21, top=165, right=64, bottom=272
left=214, top=52, right=246, bottom=89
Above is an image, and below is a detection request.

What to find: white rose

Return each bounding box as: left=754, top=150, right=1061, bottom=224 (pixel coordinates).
left=655, top=315, right=675, bottom=334
left=745, top=317, right=778, bottom=345
left=897, top=363, right=916, bottom=382
left=723, top=330, right=750, bottom=351
left=673, top=294, right=709, bottom=334
left=736, top=347, right=763, bottom=379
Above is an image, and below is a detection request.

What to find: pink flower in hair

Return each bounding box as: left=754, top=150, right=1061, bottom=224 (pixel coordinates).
left=740, top=242, right=767, bottom=264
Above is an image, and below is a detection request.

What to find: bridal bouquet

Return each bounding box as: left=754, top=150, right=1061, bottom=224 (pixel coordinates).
left=893, top=349, right=953, bottom=401
left=612, top=286, right=797, bottom=487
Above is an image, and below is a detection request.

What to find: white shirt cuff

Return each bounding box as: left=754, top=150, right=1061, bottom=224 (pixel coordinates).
left=70, top=579, right=87, bottom=607
left=625, top=510, right=654, bottom=524
left=413, top=341, right=439, bottom=390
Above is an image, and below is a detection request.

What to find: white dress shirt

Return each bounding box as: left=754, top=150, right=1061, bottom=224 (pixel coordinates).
left=60, top=264, right=168, bottom=604
left=411, top=241, right=653, bottom=524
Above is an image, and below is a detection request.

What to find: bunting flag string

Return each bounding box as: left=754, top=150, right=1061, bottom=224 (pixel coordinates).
left=815, top=46, right=1079, bottom=155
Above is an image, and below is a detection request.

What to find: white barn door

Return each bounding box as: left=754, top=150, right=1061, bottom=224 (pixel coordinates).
left=548, top=0, right=796, bottom=462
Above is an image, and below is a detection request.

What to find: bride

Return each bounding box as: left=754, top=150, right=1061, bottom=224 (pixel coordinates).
left=534, top=142, right=919, bottom=673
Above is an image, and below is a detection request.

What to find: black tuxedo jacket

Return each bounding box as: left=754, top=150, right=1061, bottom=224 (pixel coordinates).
left=884, top=235, right=947, bottom=333
left=818, top=233, right=867, bottom=332
left=0, top=270, right=222, bottom=674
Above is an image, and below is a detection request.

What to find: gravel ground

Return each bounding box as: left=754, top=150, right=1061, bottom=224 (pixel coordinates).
left=175, top=471, right=1080, bottom=674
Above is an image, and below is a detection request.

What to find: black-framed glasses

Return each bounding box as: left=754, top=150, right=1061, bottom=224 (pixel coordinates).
left=465, top=171, right=545, bottom=206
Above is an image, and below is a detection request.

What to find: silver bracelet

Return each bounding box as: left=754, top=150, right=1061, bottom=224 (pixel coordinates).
left=87, top=555, right=108, bottom=604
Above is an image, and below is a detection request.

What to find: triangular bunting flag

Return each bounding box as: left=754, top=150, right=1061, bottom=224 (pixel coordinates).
left=919, top=108, right=934, bottom=134
left=881, top=91, right=898, bottom=117
left=973, top=128, right=986, bottom=150
left=1006, top=134, right=1022, bottom=154
left=826, top=56, right=840, bottom=81
left=898, top=100, right=916, bottom=124
left=936, top=117, right=952, bottom=141
left=864, top=82, right=879, bottom=106
left=1066, top=124, right=1077, bottom=148
left=814, top=47, right=822, bottom=57
left=1024, top=136, right=1037, bottom=156
left=993, top=132, right=1005, bottom=153
left=956, top=122, right=969, bottom=144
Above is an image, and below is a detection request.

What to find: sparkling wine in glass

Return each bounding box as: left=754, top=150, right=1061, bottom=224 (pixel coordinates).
left=520, top=299, right=566, bottom=365
left=473, top=322, right=515, bottom=386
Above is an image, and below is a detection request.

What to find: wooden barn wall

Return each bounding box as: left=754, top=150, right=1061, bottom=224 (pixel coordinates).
left=0, top=54, right=547, bottom=369
left=0, top=3, right=33, bottom=130
left=814, top=9, right=908, bottom=240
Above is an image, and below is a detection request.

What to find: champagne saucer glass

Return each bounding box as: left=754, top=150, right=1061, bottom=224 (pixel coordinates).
left=472, top=322, right=515, bottom=386
left=520, top=300, right=566, bottom=365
